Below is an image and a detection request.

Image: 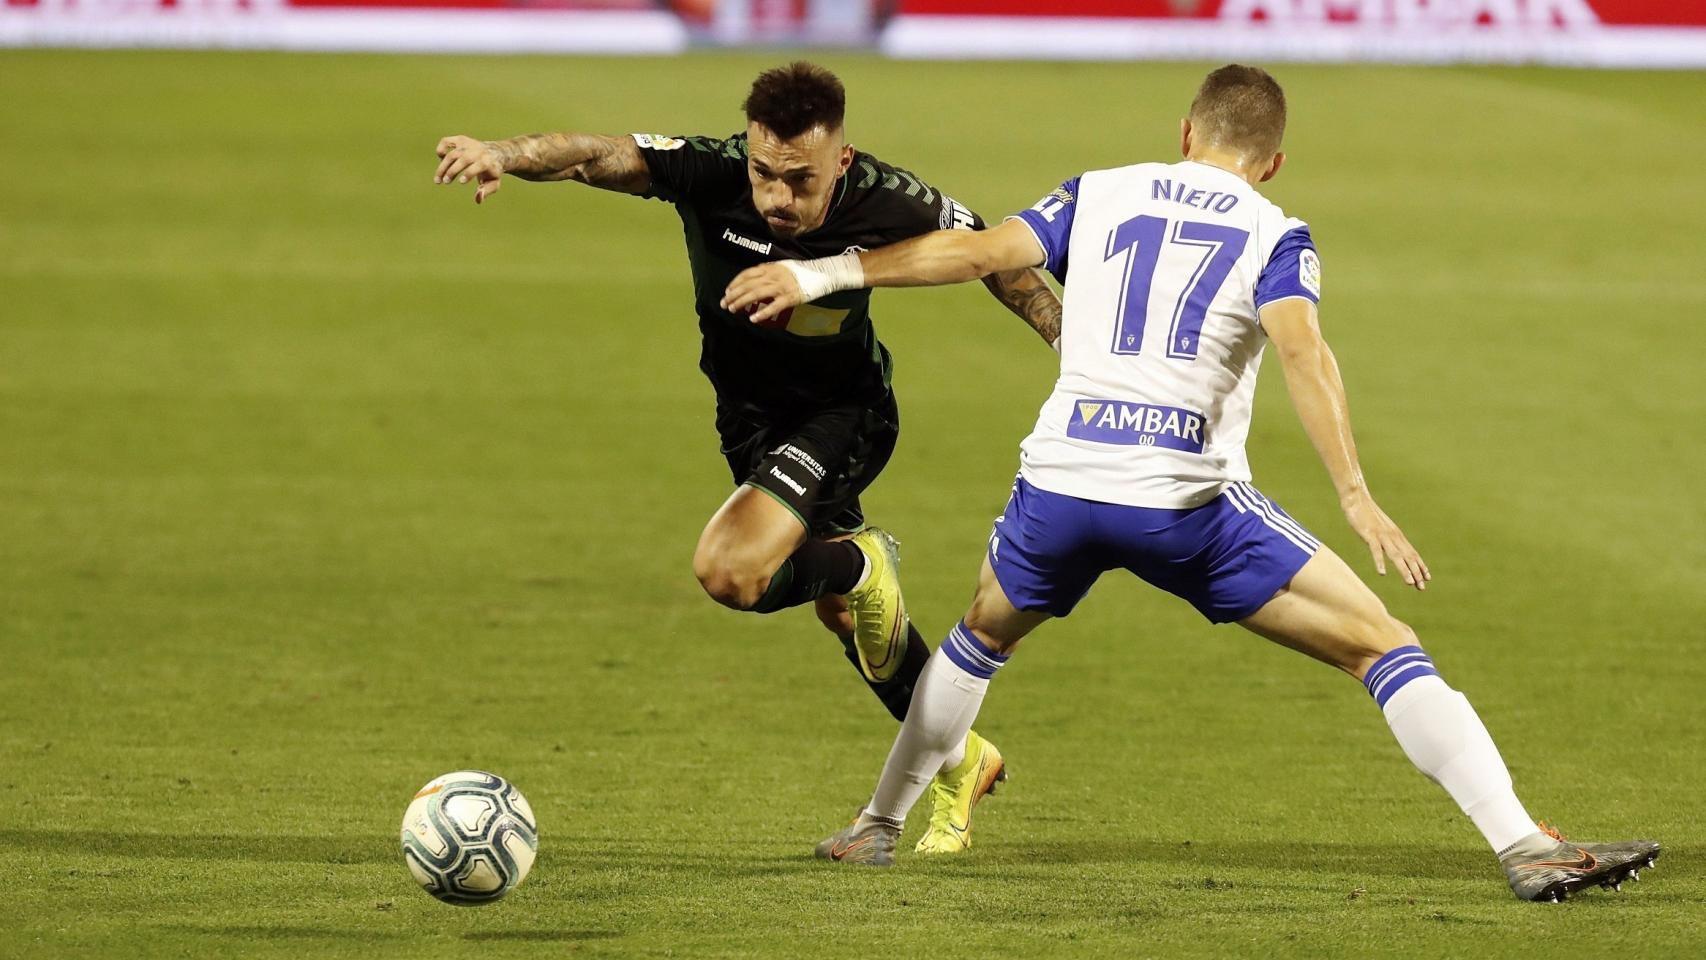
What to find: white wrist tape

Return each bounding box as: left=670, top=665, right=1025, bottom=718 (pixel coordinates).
left=781, top=253, right=864, bottom=303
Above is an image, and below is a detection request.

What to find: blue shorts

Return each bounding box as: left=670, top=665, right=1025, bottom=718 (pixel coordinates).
left=988, top=476, right=1319, bottom=624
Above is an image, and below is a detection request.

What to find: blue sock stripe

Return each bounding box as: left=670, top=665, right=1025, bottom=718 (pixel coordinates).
left=1364, top=649, right=1429, bottom=693
left=951, top=625, right=1008, bottom=675
left=941, top=623, right=1007, bottom=680
left=941, top=635, right=993, bottom=679
left=1363, top=645, right=1439, bottom=708
left=1371, top=662, right=1440, bottom=708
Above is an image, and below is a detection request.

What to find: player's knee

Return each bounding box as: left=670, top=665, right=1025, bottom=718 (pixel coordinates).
left=692, top=547, right=766, bottom=611
left=695, top=565, right=765, bottom=610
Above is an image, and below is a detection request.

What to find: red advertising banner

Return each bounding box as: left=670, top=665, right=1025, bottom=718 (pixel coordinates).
left=3, top=0, right=1703, bottom=62
left=895, top=1, right=1706, bottom=26
left=883, top=0, right=1706, bottom=66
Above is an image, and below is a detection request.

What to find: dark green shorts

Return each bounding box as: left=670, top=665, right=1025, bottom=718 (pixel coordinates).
left=715, top=394, right=899, bottom=538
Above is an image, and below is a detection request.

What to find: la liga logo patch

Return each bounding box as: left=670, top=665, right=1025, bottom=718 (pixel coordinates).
left=1300, top=249, right=1322, bottom=297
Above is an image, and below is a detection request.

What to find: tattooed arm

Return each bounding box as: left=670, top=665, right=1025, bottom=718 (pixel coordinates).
left=982, top=266, right=1062, bottom=350
left=433, top=133, right=649, bottom=204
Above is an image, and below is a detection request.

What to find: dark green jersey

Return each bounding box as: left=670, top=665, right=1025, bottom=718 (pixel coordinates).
left=633, top=132, right=983, bottom=418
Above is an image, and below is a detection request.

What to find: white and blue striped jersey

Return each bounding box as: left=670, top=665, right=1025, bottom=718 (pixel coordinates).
left=1008, top=160, right=1320, bottom=509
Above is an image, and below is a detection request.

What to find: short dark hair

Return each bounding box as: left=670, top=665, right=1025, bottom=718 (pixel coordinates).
left=1188, top=64, right=1287, bottom=158
left=742, top=62, right=846, bottom=140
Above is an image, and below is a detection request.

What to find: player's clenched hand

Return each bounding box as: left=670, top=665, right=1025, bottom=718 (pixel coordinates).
left=721, top=264, right=804, bottom=324
left=1342, top=492, right=1431, bottom=591
left=434, top=136, right=505, bottom=204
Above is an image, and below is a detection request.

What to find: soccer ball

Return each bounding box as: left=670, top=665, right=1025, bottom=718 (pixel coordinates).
left=400, top=770, right=538, bottom=906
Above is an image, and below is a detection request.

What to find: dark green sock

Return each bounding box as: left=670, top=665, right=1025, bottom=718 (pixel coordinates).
left=841, top=623, right=931, bottom=723
left=749, top=539, right=864, bottom=614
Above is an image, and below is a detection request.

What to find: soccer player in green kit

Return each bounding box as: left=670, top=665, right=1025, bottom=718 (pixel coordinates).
left=432, top=63, right=1060, bottom=852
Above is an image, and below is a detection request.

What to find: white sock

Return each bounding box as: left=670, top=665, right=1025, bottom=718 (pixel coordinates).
left=939, top=735, right=968, bottom=773
left=1367, top=646, right=1540, bottom=854
left=866, top=623, right=1006, bottom=822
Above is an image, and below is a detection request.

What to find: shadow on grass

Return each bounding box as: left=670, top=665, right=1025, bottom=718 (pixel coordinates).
left=964, top=838, right=1490, bottom=881
left=554, top=838, right=1490, bottom=882
left=0, top=828, right=390, bottom=865
left=463, top=930, right=622, bottom=942
left=168, top=926, right=408, bottom=940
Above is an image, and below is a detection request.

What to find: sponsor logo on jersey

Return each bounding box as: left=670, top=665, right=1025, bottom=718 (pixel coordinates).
left=786, top=304, right=849, bottom=337
left=721, top=228, right=773, bottom=255
left=1066, top=399, right=1207, bottom=453
left=751, top=303, right=850, bottom=337
left=630, top=133, right=685, bottom=150
left=1299, top=249, right=1321, bottom=297
left=769, top=466, right=807, bottom=496
left=770, top=444, right=827, bottom=481
left=940, top=195, right=975, bottom=231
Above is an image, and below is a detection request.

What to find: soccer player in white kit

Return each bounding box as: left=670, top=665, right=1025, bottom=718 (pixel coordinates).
left=721, top=65, right=1659, bottom=902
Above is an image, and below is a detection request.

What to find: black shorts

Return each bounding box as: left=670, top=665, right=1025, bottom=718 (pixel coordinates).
left=716, top=395, right=900, bottom=538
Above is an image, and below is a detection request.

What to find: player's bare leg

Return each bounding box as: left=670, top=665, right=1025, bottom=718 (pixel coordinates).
left=693, top=486, right=913, bottom=697
left=1239, top=547, right=1660, bottom=901
left=693, top=485, right=912, bottom=677
left=694, top=487, right=907, bottom=702
left=819, top=557, right=1043, bottom=863
left=1237, top=544, right=1414, bottom=677
left=692, top=485, right=814, bottom=610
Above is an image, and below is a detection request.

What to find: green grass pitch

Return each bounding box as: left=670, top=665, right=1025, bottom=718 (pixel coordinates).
left=2, top=50, right=1704, bottom=958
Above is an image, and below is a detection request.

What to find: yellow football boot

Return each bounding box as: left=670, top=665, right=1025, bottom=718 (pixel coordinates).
left=844, top=527, right=909, bottom=682
left=916, top=730, right=1007, bottom=854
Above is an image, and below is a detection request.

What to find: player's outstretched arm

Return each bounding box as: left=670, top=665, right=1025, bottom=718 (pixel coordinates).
left=720, top=219, right=1045, bottom=324
left=433, top=133, right=650, bottom=204
left=1260, top=297, right=1431, bottom=590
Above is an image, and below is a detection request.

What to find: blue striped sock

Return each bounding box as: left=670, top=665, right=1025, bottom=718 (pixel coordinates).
left=1363, top=645, right=1441, bottom=709
left=940, top=621, right=1009, bottom=680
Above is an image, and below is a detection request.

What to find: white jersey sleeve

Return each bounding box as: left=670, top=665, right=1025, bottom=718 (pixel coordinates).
left=1008, top=160, right=1320, bottom=509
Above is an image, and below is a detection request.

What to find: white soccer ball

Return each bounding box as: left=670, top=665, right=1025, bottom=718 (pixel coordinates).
left=400, top=770, right=538, bottom=906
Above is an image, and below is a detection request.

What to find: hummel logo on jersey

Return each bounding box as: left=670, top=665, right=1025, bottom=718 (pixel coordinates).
left=769, top=466, right=806, bottom=496
left=722, top=228, right=772, bottom=255
left=1066, top=399, right=1207, bottom=453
